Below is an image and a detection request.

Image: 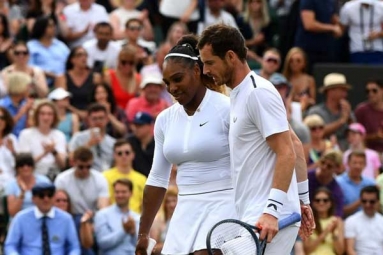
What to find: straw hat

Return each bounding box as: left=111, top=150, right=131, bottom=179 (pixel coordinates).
left=319, top=73, right=351, bottom=93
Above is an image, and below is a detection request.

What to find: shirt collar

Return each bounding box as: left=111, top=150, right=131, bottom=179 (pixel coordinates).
left=34, top=206, right=55, bottom=219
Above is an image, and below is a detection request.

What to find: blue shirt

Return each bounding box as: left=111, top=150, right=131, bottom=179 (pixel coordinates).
left=336, top=172, right=375, bottom=211
left=27, top=39, right=69, bottom=76
left=0, top=96, right=27, bottom=137
left=4, top=207, right=80, bottom=255
left=94, top=204, right=140, bottom=255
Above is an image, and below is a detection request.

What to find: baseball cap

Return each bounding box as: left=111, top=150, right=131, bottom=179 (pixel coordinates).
left=140, top=75, right=163, bottom=89
left=348, top=123, right=366, bottom=135
left=48, top=88, right=72, bottom=100
left=133, top=112, right=154, bottom=125
left=269, top=73, right=290, bottom=87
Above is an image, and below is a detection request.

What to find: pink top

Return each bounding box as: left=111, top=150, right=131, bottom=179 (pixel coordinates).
left=126, top=96, right=169, bottom=122
left=343, top=148, right=381, bottom=179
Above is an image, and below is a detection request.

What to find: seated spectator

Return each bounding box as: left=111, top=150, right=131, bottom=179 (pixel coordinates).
left=336, top=150, right=376, bottom=218
left=255, top=48, right=282, bottom=80
left=6, top=153, right=51, bottom=217
left=2, top=42, right=48, bottom=98
left=283, top=47, right=316, bottom=112
left=110, top=0, right=153, bottom=41
left=103, top=140, right=146, bottom=214
left=151, top=186, right=178, bottom=255
left=354, top=79, right=383, bottom=154
left=54, top=189, right=71, bottom=213
left=343, top=123, right=381, bottom=179
left=69, top=103, right=116, bottom=172
left=54, top=146, right=109, bottom=254
left=345, top=186, right=383, bottom=254
left=63, top=0, right=109, bottom=48
left=308, top=150, right=344, bottom=217
left=94, top=178, right=139, bottom=254
left=127, top=112, right=154, bottom=177
left=163, top=22, right=188, bottom=48
left=83, top=22, right=120, bottom=71
left=307, top=73, right=354, bottom=151
left=89, top=83, right=128, bottom=138
left=19, top=100, right=67, bottom=177
left=4, top=183, right=80, bottom=255
left=104, top=46, right=141, bottom=110
left=0, top=72, right=34, bottom=137
left=0, top=106, right=18, bottom=191
left=48, top=88, right=80, bottom=143
left=303, top=187, right=344, bottom=255
left=56, top=46, right=102, bottom=120
left=126, top=75, right=169, bottom=122
left=0, top=14, right=12, bottom=70
left=27, top=16, right=70, bottom=86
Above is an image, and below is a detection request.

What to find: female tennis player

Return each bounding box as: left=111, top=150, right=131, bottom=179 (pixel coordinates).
left=135, top=35, right=237, bottom=255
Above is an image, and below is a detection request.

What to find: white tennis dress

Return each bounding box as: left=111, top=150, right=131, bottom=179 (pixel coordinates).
left=146, top=89, right=237, bottom=254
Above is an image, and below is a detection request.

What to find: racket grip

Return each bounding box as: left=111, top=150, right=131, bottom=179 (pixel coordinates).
left=146, top=238, right=157, bottom=254
left=278, top=212, right=301, bottom=230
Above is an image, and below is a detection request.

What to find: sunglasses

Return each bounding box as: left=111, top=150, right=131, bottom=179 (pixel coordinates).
left=78, top=164, right=91, bottom=170
left=55, top=198, right=68, bottom=203
left=128, top=26, right=142, bottom=31
left=17, top=162, right=34, bottom=168
left=0, top=115, right=5, bottom=120
left=36, top=191, right=55, bottom=199
left=366, top=88, right=378, bottom=94
left=74, top=52, right=87, bottom=58
left=320, top=160, right=337, bottom=169
left=14, top=50, right=29, bottom=56
left=120, top=60, right=135, bottom=66
left=310, top=126, right=324, bottom=131
left=116, top=150, right=131, bottom=156
left=290, top=58, right=302, bottom=63
left=265, top=57, right=279, bottom=64
left=361, top=199, right=377, bottom=205
left=314, top=198, right=330, bottom=203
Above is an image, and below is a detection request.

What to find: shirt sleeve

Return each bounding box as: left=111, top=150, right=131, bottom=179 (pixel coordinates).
left=54, top=131, right=67, bottom=154
left=68, top=133, right=81, bottom=152
left=339, top=4, right=350, bottom=26
left=5, top=181, right=17, bottom=196
left=97, top=174, right=110, bottom=198
left=246, top=87, right=289, bottom=139
left=146, top=112, right=172, bottom=189
left=4, top=213, right=22, bottom=255
left=300, top=0, right=315, bottom=11
left=94, top=210, right=126, bottom=250
left=344, top=217, right=356, bottom=238
left=17, top=130, right=30, bottom=152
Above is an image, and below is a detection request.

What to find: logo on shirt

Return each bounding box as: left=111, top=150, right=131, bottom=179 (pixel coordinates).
left=233, top=117, right=237, bottom=123
left=52, top=235, right=60, bottom=243
left=267, top=203, right=278, bottom=211
left=199, top=121, right=208, bottom=127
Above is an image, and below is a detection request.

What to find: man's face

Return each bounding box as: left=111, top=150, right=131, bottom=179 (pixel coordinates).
left=125, top=21, right=142, bottom=41
left=74, top=160, right=93, bottom=179
left=208, top=0, right=224, bottom=12
left=144, top=84, right=163, bottom=102
left=114, top=144, right=134, bottom=166
left=114, top=183, right=132, bottom=208
left=32, top=189, right=55, bottom=213
left=88, top=110, right=108, bottom=129
left=348, top=155, right=366, bottom=177
left=96, top=26, right=112, bottom=45
left=319, top=159, right=338, bottom=177
left=326, top=87, right=348, bottom=101
left=132, top=123, right=152, bottom=140
left=361, top=192, right=379, bottom=217
left=262, top=52, right=281, bottom=75
left=366, top=82, right=383, bottom=105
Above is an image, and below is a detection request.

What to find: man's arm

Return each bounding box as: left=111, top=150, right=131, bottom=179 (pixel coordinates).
left=4, top=215, right=22, bottom=255
left=301, top=10, right=340, bottom=33
left=97, top=176, right=110, bottom=209
left=67, top=215, right=81, bottom=255
left=343, top=199, right=361, bottom=218
left=346, top=238, right=357, bottom=255
left=94, top=211, right=126, bottom=250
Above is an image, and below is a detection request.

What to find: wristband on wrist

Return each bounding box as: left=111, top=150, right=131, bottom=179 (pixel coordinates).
left=298, top=180, right=310, bottom=205
left=263, top=188, right=287, bottom=219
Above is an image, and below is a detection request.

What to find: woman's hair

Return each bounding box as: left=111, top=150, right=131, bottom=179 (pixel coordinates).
left=119, top=45, right=137, bottom=62
left=165, top=22, right=189, bottom=45
left=33, top=100, right=60, bottom=128
left=7, top=72, right=31, bottom=95
left=13, top=41, right=29, bottom=52
left=30, top=16, right=53, bottom=40
left=303, top=114, right=325, bottom=128
left=163, top=186, right=178, bottom=222
left=89, top=83, right=117, bottom=114
left=243, top=0, right=270, bottom=28
left=15, top=153, right=35, bottom=171
left=282, top=47, right=308, bottom=80
left=65, top=46, right=86, bottom=71
left=0, top=107, right=14, bottom=137
left=55, top=189, right=72, bottom=213
left=165, top=34, right=224, bottom=94
left=0, top=14, right=10, bottom=39
left=312, top=187, right=335, bottom=235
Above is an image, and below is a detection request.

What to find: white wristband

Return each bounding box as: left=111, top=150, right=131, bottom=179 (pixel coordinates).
left=263, top=188, right=287, bottom=219
left=298, top=180, right=310, bottom=205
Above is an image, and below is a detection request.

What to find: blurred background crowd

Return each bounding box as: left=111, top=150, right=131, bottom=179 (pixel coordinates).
left=0, top=0, right=383, bottom=254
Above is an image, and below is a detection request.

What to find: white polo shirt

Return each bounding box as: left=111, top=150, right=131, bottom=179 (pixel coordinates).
left=83, top=39, right=120, bottom=69
left=229, top=71, right=300, bottom=224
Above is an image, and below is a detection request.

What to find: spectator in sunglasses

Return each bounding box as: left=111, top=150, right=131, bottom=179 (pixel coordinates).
left=5, top=153, right=51, bottom=218
left=255, top=48, right=282, bottom=80
left=5, top=182, right=80, bottom=255
left=345, top=185, right=383, bottom=254
left=103, top=140, right=146, bottom=214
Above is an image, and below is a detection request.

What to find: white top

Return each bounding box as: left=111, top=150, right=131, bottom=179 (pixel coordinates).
left=111, top=7, right=142, bottom=31
left=83, top=39, right=120, bottom=69
left=340, top=0, right=383, bottom=53
left=229, top=72, right=300, bottom=224
left=18, top=128, right=66, bottom=176
left=345, top=211, right=383, bottom=254
left=146, top=89, right=232, bottom=194
left=0, top=134, right=18, bottom=191
left=159, top=0, right=199, bottom=21
left=63, top=3, right=109, bottom=48
left=197, top=8, right=238, bottom=35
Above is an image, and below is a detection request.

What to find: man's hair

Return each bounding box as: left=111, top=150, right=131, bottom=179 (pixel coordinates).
left=197, top=24, right=247, bottom=61
left=87, top=103, right=107, bottom=115
left=360, top=185, right=380, bottom=200
left=113, top=178, right=133, bottom=191
left=73, top=147, right=93, bottom=161
left=366, top=78, right=383, bottom=88
left=94, top=22, right=113, bottom=32
left=347, top=150, right=366, bottom=163
left=125, top=18, right=143, bottom=29
left=113, top=139, right=132, bottom=151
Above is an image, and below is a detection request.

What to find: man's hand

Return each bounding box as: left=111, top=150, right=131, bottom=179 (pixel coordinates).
left=123, top=216, right=136, bottom=235
left=368, top=31, right=381, bottom=41
left=298, top=204, right=315, bottom=240
left=87, top=130, right=102, bottom=147
left=256, top=213, right=279, bottom=243
left=332, top=25, right=342, bottom=38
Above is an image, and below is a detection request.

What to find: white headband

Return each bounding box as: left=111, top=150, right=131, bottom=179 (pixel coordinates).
left=164, top=53, right=198, bottom=61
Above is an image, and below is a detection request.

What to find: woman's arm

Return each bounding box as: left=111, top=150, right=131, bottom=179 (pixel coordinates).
left=110, top=12, right=125, bottom=40
left=180, top=0, right=198, bottom=23
left=32, top=68, right=49, bottom=98
left=71, top=113, right=80, bottom=136
left=333, top=218, right=345, bottom=255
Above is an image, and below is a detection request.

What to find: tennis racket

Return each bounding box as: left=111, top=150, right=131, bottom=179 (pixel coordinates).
left=206, top=212, right=301, bottom=255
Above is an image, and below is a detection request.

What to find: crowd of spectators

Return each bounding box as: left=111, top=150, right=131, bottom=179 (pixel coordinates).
left=0, top=0, right=383, bottom=254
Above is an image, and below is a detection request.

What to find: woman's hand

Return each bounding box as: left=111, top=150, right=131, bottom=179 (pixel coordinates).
left=136, top=235, right=149, bottom=255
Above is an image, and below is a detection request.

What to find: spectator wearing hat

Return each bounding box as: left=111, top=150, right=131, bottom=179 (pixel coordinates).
left=255, top=48, right=282, bottom=81
left=103, top=140, right=146, bottom=214
left=49, top=88, right=80, bottom=143
left=5, top=182, right=80, bottom=255
left=336, top=150, right=376, bottom=218
left=354, top=79, right=383, bottom=153
left=127, top=112, right=154, bottom=177
left=307, top=73, right=354, bottom=151
left=126, top=75, right=169, bottom=123
left=343, top=123, right=381, bottom=179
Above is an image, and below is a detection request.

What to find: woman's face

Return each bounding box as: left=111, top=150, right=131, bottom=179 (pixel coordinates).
left=55, top=97, right=69, bottom=108
left=165, top=195, right=177, bottom=216
left=309, top=124, right=324, bottom=139
left=312, top=191, right=332, bottom=215
left=170, top=25, right=186, bottom=45
left=37, top=105, right=55, bottom=129
left=94, top=85, right=108, bottom=103
left=17, top=164, right=34, bottom=178
left=54, top=191, right=69, bottom=212
left=162, top=59, right=200, bottom=106
left=13, top=45, right=29, bottom=65
left=249, top=0, right=262, bottom=13
left=289, top=52, right=305, bottom=73
left=118, top=55, right=135, bottom=74
left=71, top=48, right=88, bottom=69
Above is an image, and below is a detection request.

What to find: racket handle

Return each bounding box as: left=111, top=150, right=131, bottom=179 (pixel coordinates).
left=278, top=212, right=301, bottom=230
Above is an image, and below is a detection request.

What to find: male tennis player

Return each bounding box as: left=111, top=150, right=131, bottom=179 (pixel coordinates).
left=198, top=24, right=314, bottom=254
